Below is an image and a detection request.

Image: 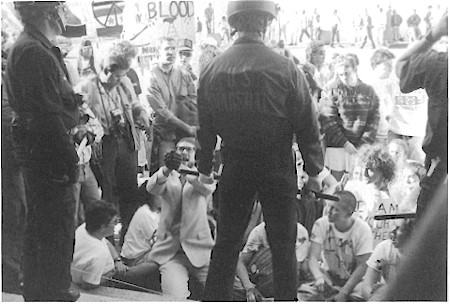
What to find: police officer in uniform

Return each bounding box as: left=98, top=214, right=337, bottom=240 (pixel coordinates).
left=4, top=2, right=81, bottom=301
left=197, top=0, right=324, bottom=301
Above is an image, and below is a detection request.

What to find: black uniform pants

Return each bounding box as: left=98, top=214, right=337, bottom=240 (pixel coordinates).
left=1, top=124, right=27, bottom=293
left=22, top=165, right=76, bottom=301
left=203, top=145, right=298, bottom=301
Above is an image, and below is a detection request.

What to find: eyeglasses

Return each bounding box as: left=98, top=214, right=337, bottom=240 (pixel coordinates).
left=176, top=146, right=196, bottom=153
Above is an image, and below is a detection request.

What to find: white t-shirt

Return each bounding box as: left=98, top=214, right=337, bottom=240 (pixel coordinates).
left=71, top=224, right=114, bottom=285
left=371, top=77, right=396, bottom=140
left=366, top=239, right=403, bottom=282
left=310, top=216, right=373, bottom=281
left=121, top=204, right=160, bottom=260
left=345, top=180, right=401, bottom=247
left=375, top=75, right=428, bottom=137
left=242, top=222, right=309, bottom=262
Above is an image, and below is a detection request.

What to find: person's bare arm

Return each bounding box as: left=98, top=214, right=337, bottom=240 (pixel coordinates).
left=235, top=252, right=255, bottom=292
left=333, top=253, right=371, bottom=301
left=307, top=241, right=327, bottom=292
left=235, top=252, right=263, bottom=301
left=362, top=266, right=382, bottom=300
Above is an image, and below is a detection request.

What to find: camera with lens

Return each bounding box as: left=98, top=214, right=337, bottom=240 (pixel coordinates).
left=110, top=108, right=126, bottom=135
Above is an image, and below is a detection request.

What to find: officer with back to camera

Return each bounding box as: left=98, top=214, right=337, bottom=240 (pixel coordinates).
left=197, top=0, right=324, bottom=301
left=4, top=1, right=81, bottom=301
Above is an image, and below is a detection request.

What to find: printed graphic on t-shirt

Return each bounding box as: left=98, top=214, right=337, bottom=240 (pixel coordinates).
left=394, top=95, right=424, bottom=111
left=323, top=226, right=356, bottom=281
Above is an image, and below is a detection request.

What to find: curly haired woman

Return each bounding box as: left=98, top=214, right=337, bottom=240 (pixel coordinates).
left=344, top=144, right=398, bottom=232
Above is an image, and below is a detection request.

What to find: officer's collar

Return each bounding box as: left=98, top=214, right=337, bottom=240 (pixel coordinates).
left=233, top=34, right=265, bottom=46
left=24, top=25, right=53, bottom=50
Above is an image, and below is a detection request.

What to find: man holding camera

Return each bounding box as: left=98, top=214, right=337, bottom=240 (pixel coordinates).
left=76, top=41, right=150, bottom=244
left=4, top=2, right=81, bottom=301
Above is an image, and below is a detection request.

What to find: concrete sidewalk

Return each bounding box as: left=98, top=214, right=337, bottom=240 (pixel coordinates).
left=2, top=286, right=184, bottom=302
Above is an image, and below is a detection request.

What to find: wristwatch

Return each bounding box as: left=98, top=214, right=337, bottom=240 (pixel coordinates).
left=114, top=257, right=121, bottom=263
left=425, top=30, right=437, bottom=44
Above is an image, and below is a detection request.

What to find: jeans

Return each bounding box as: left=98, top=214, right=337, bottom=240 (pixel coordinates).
left=21, top=165, right=76, bottom=301
left=159, top=251, right=209, bottom=299
left=299, top=28, right=310, bottom=42
left=392, top=26, right=401, bottom=41
left=331, top=26, right=340, bottom=45
left=416, top=156, right=447, bottom=222
left=203, top=145, right=298, bottom=301
left=101, top=134, right=139, bottom=243
left=70, top=163, right=100, bottom=226
left=361, top=27, right=376, bottom=48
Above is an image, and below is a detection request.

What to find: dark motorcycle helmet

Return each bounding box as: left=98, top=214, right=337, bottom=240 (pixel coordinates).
left=227, top=0, right=277, bottom=29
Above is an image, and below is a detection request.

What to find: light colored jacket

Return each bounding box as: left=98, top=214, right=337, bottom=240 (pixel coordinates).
left=75, top=76, right=145, bottom=150
left=146, top=166, right=215, bottom=267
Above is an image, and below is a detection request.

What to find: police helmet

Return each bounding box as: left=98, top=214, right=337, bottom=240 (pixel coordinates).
left=227, top=0, right=277, bottom=28
left=14, top=1, right=64, bottom=10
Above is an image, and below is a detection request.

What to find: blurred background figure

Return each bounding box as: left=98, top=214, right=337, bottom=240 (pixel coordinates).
left=77, top=38, right=97, bottom=79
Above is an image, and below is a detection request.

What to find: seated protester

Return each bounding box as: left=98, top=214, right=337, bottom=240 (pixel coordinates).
left=71, top=200, right=125, bottom=289
left=233, top=221, right=309, bottom=301
left=362, top=219, right=415, bottom=301
left=387, top=138, right=409, bottom=175
left=344, top=144, right=397, bottom=224
left=121, top=181, right=161, bottom=266
left=71, top=200, right=158, bottom=290
left=146, top=137, right=216, bottom=300
left=390, top=160, right=425, bottom=213
left=300, top=191, right=373, bottom=301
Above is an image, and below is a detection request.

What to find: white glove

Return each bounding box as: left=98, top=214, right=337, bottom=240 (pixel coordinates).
left=199, top=172, right=214, bottom=184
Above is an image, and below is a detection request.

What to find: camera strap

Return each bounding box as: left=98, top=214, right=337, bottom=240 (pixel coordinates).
left=96, top=78, right=113, bottom=131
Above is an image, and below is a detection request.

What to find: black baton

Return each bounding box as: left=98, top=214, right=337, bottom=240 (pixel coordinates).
left=179, top=169, right=340, bottom=201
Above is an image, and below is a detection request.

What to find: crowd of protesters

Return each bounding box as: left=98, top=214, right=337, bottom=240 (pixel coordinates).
left=1, top=0, right=448, bottom=302
left=266, top=4, right=444, bottom=48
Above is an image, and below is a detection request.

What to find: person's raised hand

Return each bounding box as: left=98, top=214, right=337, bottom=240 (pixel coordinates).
left=313, top=277, right=326, bottom=293
left=164, top=151, right=182, bottom=171
left=114, top=260, right=128, bottom=276
left=246, top=286, right=263, bottom=302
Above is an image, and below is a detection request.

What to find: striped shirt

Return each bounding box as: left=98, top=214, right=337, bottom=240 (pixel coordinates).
left=319, top=78, right=380, bottom=148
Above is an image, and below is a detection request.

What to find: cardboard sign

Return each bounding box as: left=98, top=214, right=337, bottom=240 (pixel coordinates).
left=123, top=1, right=196, bottom=47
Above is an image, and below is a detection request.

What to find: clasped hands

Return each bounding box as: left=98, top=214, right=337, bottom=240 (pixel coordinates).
left=312, top=277, right=349, bottom=302
left=245, top=284, right=263, bottom=302
left=163, top=151, right=212, bottom=183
